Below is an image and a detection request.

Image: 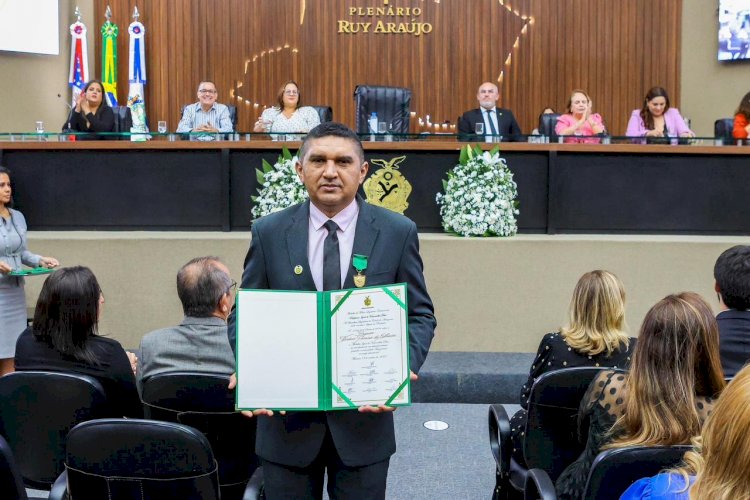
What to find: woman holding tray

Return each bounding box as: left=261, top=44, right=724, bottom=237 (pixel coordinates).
left=0, top=165, right=59, bottom=375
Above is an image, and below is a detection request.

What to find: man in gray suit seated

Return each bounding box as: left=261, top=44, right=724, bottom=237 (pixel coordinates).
left=137, top=256, right=236, bottom=390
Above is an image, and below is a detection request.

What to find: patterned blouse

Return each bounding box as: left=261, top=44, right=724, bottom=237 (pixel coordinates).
left=260, top=106, right=321, bottom=134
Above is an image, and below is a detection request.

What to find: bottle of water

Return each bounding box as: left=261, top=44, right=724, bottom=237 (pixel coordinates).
left=368, top=112, right=378, bottom=133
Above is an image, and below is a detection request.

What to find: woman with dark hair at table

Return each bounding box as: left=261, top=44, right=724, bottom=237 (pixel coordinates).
left=626, top=86, right=694, bottom=140
left=0, top=165, right=58, bottom=376
left=253, top=80, right=320, bottom=134
left=555, top=292, right=725, bottom=499
left=509, top=270, right=635, bottom=465
left=62, top=79, right=115, bottom=139
left=14, top=266, right=142, bottom=418
left=555, top=89, right=606, bottom=143
left=732, top=91, right=750, bottom=140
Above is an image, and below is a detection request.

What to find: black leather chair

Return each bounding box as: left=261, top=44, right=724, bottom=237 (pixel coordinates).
left=353, top=85, right=411, bottom=134
left=49, top=419, right=221, bottom=500
left=111, top=105, right=133, bottom=139
left=489, top=367, right=615, bottom=498
left=0, top=435, right=28, bottom=500
left=310, top=105, right=333, bottom=123
left=524, top=445, right=691, bottom=499
left=714, top=117, right=735, bottom=145
left=539, top=113, right=561, bottom=140
left=0, top=371, right=108, bottom=491
left=141, top=372, right=260, bottom=500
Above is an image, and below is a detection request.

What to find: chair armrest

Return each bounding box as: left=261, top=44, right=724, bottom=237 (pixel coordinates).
left=48, top=469, right=68, bottom=500
left=488, top=404, right=511, bottom=473
left=525, top=468, right=557, bottom=500
left=243, top=466, right=264, bottom=500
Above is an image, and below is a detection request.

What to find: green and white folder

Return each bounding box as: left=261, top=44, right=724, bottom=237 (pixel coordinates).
left=235, top=283, right=410, bottom=411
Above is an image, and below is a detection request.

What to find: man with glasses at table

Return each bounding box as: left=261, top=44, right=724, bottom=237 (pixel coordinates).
left=136, top=256, right=236, bottom=391
left=176, top=81, right=234, bottom=136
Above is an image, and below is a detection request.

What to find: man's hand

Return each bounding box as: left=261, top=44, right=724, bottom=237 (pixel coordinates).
left=357, top=371, right=418, bottom=413
left=227, top=372, right=285, bottom=418
left=194, top=124, right=219, bottom=133
left=0, top=261, right=12, bottom=274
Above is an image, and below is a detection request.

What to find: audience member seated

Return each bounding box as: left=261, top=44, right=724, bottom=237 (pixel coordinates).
left=61, top=80, right=115, bottom=140
left=555, top=89, right=606, bottom=143
left=625, top=86, right=694, bottom=141
left=457, top=81, right=522, bottom=141
left=14, top=266, right=142, bottom=418
left=621, top=363, right=750, bottom=499
left=176, top=80, right=234, bottom=138
left=530, top=106, right=555, bottom=135
left=137, top=256, right=236, bottom=390
left=510, top=270, right=635, bottom=465
left=732, top=91, right=750, bottom=141
left=555, top=292, right=725, bottom=499
left=253, top=80, right=321, bottom=136
left=713, top=245, right=750, bottom=378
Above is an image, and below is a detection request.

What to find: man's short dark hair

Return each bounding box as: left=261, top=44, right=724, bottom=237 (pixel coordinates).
left=298, top=122, right=364, bottom=164
left=176, top=256, right=232, bottom=317
left=714, top=245, right=750, bottom=310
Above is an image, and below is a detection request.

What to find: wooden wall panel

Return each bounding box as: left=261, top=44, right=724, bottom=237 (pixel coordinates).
left=95, top=0, right=681, bottom=135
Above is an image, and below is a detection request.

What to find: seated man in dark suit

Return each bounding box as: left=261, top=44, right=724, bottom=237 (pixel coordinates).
left=137, top=256, right=236, bottom=391
left=458, top=81, right=522, bottom=141
left=714, top=245, right=750, bottom=378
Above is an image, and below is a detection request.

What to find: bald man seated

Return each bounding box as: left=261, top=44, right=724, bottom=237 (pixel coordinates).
left=458, top=81, right=522, bottom=142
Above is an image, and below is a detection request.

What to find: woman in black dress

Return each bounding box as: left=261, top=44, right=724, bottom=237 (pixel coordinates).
left=510, top=270, right=635, bottom=464
left=62, top=80, right=115, bottom=140
left=14, top=266, right=141, bottom=418
left=555, top=292, right=725, bottom=499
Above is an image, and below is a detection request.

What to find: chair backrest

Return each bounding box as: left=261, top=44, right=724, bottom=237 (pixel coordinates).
left=0, top=435, right=28, bottom=500
left=353, top=85, right=411, bottom=134
left=65, top=418, right=220, bottom=499
left=714, top=118, right=734, bottom=144
left=0, top=371, right=108, bottom=490
left=310, top=105, right=333, bottom=123
left=539, top=113, right=561, bottom=138
left=141, top=372, right=259, bottom=499
left=111, top=105, right=133, bottom=138
left=523, top=367, right=617, bottom=482
left=582, top=445, right=691, bottom=500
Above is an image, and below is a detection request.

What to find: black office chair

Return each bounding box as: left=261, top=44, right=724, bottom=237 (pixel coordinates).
left=0, top=371, right=108, bottom=491
left=49, top=419, right=221, bottom=500
left=0, top=435, right=28, bottom=500
left=714, top=117, right=735, bottom=145
left=524, top=445, right=691, bottom=499
left=539, top=113, right=562, bottom=139
left=489, top=367, right=615, bottom=499
left=310, top=105, right=333, bottom=123
left=111, top=105, right=133, bottom=139
left=141, top=372, right=260, bottom=500
left=353, top=85, right=411, bottom=134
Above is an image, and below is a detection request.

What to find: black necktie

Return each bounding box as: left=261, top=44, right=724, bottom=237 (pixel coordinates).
left=486, top=110, right=498, bottom=136
left=323, top=220, right=340, bottom=291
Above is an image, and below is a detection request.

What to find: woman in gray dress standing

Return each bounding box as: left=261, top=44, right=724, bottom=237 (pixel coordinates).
left=0, top=166, right=58, bottom=375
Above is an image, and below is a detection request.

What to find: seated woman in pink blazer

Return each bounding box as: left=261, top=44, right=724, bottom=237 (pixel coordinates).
left=626, top=87, right=694, bottom=140
left=555, top=89, right=606, bottom=144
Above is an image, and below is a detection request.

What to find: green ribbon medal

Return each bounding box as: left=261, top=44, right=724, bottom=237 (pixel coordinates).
left=352, top=254, right=368, bottom=288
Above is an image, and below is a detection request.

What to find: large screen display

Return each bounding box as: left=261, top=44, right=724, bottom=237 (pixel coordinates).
left=719, top=0, right=750, bottom=61
left=0, top=0, right=60, bottom=55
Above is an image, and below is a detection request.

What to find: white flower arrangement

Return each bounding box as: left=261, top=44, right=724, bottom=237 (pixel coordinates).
left=435, top=145, right=519, bottom=237
left=251, top=147, right=309, bottom=219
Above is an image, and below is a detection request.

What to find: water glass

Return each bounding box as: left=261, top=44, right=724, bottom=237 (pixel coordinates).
left=475, top=122, right=484, bottom=135
left=157, top=121, right=167, bottom=134
left=35, top=121, right=45, bottom=133
left=378, top=122, right=387, bottom=134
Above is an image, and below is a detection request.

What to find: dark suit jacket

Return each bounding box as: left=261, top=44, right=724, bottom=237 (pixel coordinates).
left=458, top=107, right=522, bottom=141
left=228, top=197, right=436, bottom=467
left=717, top=309, right=750, bottom=378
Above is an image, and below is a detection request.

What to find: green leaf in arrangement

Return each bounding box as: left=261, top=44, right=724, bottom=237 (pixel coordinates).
left=256, top=168, right=266, bottom=185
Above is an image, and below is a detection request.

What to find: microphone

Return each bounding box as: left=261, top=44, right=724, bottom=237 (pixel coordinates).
left=59, top=93, right=75, bottom=132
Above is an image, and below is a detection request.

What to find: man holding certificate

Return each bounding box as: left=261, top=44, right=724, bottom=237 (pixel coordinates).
left=228, top=122, right=436, bottom=498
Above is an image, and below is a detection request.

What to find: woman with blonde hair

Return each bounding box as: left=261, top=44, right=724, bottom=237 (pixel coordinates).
left=621, top=363, right=750, bottom=499
left=509, top=270, right=635, bottom=464
left=555, top=292, right=726, bottom=499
